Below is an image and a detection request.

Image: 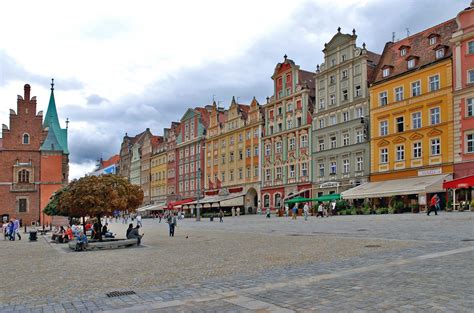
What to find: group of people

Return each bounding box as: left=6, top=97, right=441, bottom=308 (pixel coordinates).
left=2, top=217, right=21, bottom=241
left=283, top=201, right=337, bottom=220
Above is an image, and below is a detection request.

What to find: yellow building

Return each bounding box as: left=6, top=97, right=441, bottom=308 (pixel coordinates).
left=343, top=19, right=458, bottom=208
left=150, top=142, right=168, bottom=205
left=203, top=97, right=262, bottom=213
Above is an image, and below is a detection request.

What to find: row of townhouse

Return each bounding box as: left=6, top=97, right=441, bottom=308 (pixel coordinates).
left=117, top=4, right=473, bottom=212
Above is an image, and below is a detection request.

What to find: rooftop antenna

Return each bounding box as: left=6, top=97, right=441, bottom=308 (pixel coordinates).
left=236, top=96, right=241, bottom=103
left=65, top=118, right=69, bottom=129
left=392, top=32, right=396, bottom=42
left=406, top=28, right=410, bottom=37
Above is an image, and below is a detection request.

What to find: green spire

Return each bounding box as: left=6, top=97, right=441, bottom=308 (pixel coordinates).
left=41, top=79, right=69, bottom=154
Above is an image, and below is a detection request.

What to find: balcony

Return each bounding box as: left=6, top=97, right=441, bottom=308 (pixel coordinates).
left=11, top=183, right=37, bottom=192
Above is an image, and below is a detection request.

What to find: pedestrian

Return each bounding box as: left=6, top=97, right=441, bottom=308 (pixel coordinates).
left=136, top=214, right=142, bottom=227
left=292, top=204, right=298, bottom=220
left=2, top=220, right=8, bottom=240
left=218, top=209, right=224, bottom=223
left=13, top=217, right=21, bottom=240
left=331, top=200, right=337, bottom=216
left=266, top=207, right=271, bottom=218
left=317, top=203, right=324, bottom=218
left=427, top=194, right=438, bottom=216
left=236, top=207, right=240, bottom=216
left=7, top=221, right=14, bottom=240
left=158, top=213, right=162, bottom=223
left=168, top=213, right=177, bottom=237
left=285, top=204, right=289, bottom=217
left=231, top=207, right=235, bottom=217
left=303, top=202, right=309, bottom=221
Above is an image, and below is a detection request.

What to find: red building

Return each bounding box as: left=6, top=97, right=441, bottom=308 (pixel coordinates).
left=166, top=122, right=180, bottom=202
left=452, top=2, right=474, bottom=178
left=0, top=83, right=69, bottom=225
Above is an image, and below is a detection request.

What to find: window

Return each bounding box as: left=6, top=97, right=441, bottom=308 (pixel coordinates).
left=300, top=135, right=308, bottom=148
left=18, top=170, right=30, bottom=183
left=355, top=85, right=361, bottom=97
left=330, top=161, right=337, bottom=174
left=254, top=146, right=259, bottom=156
left=380, top=148, right=388, bottom=163
left=246, top=131, right=251, bottom=140
left=469, top=41, right=474, bottom=54
left=356, top=130, right=363, bottom=143
left=429, top=36, right=437, bottom=45
left=395, top=146, right=403, bottom=161
left=301, top=163, right=308, bottom=177
left=330, top=136, right=337, bottom=149
left=319, top=98, right=325, bottom=109
left=467, top=98, right=473, bottom=117
left=330, top=115, right=336, bottom=125
left=265, top=144, right=271, bottom=156
left=408, top=59, right=415, bottom=69
left=469, top=70, right=474, bottom=83
left=412, top=112, right=422, bottom=129
left=286, top=87, right=291, bottom=96
left=18, top=198, right=27, bottom=213
left=396, top=116, right=404, bottom=132
left=276, top=167, right=282, bottom=180
left=221, top=140, right=226, bottom=148
left=246, top=167, right=251, bottom=178
left=246, top=148, right=251, bottom=158
left=342, top=89, right=348, bottom=101
left=230, top=170, right=234, bottom=181
left=275, top=194, right=282, bottom=207
left=297, top=117, right=302, bottom=127
left=330, top=75, right=335, bottom=84
left=356, top=107, right=363, bottom=118
left=412, top=81, right=421, bottom=96
left=239, top=150, right=243, bottom=160
left=276, top=142, right=282, bottom=153
left=400, top=48, right=406, bottom=56
left=356, top=156, right=364, bottom=172
left=22, top=134, right=30, bottom=145
left=430, top=107, right=440, bottom=125
left=239, top=168, right=243, bottom=180
left=287, top=103, right=293, bottom=112
left=254, top=128, right=259, bottom=138
left=278, top=123, right=282, bottom=132
left=278, top=107, right=282, bottom=115
left=230, top=136, right=234, bottom=145
left=429, top=75, right=440, bottom=91
left=238, top=133, right=243, bottom=142
left=343, top=111, right=349, bottom=122
left=289, top=165, right=295, bottom=178
left=254, top=165, right=258, bottom=177
left=269, top=125, right=273, bottom=135
left=330, top=94, right=336, bottom=105
left=287, top=119, right=293, bottom=129
left=342, top=69, right=348, bottom=79
left=229, top=152, right=234, bottom=162
left=319, top=139, right=325, bottom=151
left=263, top=194, right=270, bottom=207
left=341, top=54, right=346, bottom=62
left=379, top=91, right=388, bottom=106
left=413, top=142, right=422, bottom=158
left=319, top=163, right=325, bottom=177
left=289, top=137, right=296, bottom=150
left=331, top=59, right=336, bottom=66
left=395, top=87, right=404, bottom=102
left=431, top=138, right=440, bottom=155
left=383, top=68, right=390, bottom=77
left=319, top=118, right=325, bottom=129
left=435, top=49, right=444, bottom=59
left=467, top=134, right=474, bottom=153
left=342, top=133, right=350, bottom=146
left=343, top=159, right=349, bottom=173
left=221, top=154, right=225, bottom=164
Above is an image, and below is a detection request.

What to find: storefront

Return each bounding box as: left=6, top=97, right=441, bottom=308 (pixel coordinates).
left=443, top=175, right=474, bottom=211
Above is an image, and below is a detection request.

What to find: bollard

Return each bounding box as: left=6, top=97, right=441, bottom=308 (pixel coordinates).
left=24, top=224, right=27, bottom=234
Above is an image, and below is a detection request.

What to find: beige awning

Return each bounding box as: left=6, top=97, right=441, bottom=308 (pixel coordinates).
left=184, top=192, right=246, bottom=207
left=341, top=174, right=452, bottom=199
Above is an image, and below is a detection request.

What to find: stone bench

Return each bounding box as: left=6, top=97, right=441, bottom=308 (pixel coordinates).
left=68, top=238, right=139, bottom=251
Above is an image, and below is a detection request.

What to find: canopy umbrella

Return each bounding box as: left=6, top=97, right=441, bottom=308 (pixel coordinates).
left=310, top=194, right=341, bottom=202
left=284, top=196, right=311, bottom=204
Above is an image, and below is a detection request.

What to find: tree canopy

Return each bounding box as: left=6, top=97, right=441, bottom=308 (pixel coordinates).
left=44, top=174, right=144, bottom=218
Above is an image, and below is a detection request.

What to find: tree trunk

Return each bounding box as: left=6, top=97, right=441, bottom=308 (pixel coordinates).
left=82, top=216, right=86, bottom=234
left=98, top=214, right=103, bottom=242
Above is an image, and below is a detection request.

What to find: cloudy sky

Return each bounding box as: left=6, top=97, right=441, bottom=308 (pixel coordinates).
left=0, top=0, right=467, bottom=179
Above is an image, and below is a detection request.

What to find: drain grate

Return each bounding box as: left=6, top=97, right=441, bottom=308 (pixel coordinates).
left=364, top=244, right=381, bottom=248
left=106, top=290, right=136, bottom=298
left=461, top=239, right=474, bottom=242
left=357, top=229, right=368, bottom=232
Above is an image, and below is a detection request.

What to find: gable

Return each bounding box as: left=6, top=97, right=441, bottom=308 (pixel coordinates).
left=181, top=108, right=196, bottom=122
left=325, top=32, right=354, bottom=51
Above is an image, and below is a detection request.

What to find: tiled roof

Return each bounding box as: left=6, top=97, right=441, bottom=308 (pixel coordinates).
left=102, top=154, right=120, bottom=168
left=150, top=135, right=162, bottom=148
left=373, top=18, right=457, bottom=84
left=41, top=87, right=68, bottom=154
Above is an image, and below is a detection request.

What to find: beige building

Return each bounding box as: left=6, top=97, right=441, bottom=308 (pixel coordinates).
left=150, top=139, right=168, bottom=205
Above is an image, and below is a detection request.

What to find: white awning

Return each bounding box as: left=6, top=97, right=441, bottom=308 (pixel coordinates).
left=137, top=202, right=166, bottom=212
left=184, top=192, right=246, bottom=207
left=341, top=174, right=452, bottom=199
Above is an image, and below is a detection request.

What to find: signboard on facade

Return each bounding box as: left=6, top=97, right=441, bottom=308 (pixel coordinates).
left=417, top=168, right=441, bottom=177
left=419, top=194, right=426, bottom=205
left=320, top=182, right=340, bottom=188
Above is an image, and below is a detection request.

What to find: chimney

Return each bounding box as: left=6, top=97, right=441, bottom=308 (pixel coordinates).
left=24, top=84, right=31, bottom=101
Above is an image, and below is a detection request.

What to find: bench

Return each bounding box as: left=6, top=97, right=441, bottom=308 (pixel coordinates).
left=67, top=238, right=139, bottom=251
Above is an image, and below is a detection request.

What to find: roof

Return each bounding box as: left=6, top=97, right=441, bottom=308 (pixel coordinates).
left=373, top=19, right=457, bottom=84
left=0, top=138, right=2, bottom=149
left=41, top=85, right=68, bottom=154
left=102, top=154, right=120, bottom=168
left=195, top=107, right=210, bottom=128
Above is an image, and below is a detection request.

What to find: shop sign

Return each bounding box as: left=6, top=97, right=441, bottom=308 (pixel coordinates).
left=418, top=168, right=441, bottom=176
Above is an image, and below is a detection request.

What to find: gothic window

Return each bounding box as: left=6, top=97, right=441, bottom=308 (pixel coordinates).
left=18, top=170, right=30, bottom=183
left=23, top=133, right=30, bottom=145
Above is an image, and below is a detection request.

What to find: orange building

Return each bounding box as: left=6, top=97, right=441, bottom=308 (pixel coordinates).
left=343, top=20, right=458, bottom=209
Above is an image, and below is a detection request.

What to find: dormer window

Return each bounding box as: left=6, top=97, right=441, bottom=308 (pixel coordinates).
left=382, top=68, right=390, bottom=77
left=408, top=59, right=415, bottom=69
left=400, top=48, right=407, bottom=56
left=435, top=48, right=444, bottom=59
left=22, top=133, right=30, bottom=145
left=428, top=33, right=439, bottom=45
left=429, top=37, right=437, bottom=45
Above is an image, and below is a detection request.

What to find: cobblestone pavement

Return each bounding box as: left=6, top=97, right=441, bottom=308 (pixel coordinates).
left=0, top=212, right=472, bottom=312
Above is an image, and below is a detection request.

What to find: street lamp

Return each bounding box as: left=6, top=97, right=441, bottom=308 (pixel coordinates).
left=196, top=168, right=201, bottom=221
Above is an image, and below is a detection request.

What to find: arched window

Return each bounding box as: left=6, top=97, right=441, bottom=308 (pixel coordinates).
left=23, top=133, right=30, bottom=144
left=263, top=194, right=270, bottom=208
left=18, top=170, right=30, bottom=183
left=274, top=193, right=282, bottom=208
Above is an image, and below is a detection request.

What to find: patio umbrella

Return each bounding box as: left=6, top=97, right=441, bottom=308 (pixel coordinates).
left=284, top=196, right=311, bottom=204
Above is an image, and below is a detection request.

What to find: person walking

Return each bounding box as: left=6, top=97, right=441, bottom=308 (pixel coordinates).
left=136, top=214, right=142, bottom=227
left=2, top=220, right=8, bottom=240
left=231, top=207, right=235, bottom=217
left=303, top=202, right=309, bottom=221
left=292, top=204, right=298, bottom=220
left=218, top=209, right=224, bottom=223
left=13, top=217, right=21, bottom=240
left=285, top=204, right=289, bottom=217
left=236, top=207, right=240, bottom=216
left=168, top=213, right=177, bottom=237
left=427, top=194, right=438, bottom=216
left=317, top=203, right=324, bottom=218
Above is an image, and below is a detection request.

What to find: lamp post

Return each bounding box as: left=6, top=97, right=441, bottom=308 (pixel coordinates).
left=196, top=168, right=201, bottom=221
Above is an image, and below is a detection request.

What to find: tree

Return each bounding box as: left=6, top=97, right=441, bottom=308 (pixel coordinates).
left=44, top=174, right=144, bottom=240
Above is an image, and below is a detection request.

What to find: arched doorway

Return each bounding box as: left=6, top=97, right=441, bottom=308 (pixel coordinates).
left=245, top=187, right=258, bottom=214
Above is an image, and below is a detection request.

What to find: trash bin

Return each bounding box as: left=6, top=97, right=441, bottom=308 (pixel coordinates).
left=29, top=231, right=37, bottom=241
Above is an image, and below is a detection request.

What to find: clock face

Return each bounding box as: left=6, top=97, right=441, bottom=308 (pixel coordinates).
left=354, top=48, right=361, bottom=56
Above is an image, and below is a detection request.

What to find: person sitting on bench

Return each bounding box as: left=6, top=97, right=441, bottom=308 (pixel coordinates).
left=75, top=231, right=88, bottom=251
left=101, top=223, right=114, bottom=238
left=127, top=225, right=143, bottom=245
